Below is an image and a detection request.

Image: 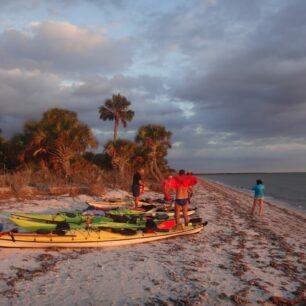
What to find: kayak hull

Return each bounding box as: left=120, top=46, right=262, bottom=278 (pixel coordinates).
left=0, top=225, right=203, bottom=248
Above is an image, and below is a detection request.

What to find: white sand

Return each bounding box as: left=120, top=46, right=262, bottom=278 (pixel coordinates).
left=0, top=180, right=305, bottom=305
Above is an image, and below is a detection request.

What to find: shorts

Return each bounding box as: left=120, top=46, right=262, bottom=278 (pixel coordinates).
left=175, top=199, right=188, bottom=206
left=132, top=184, right=140, bottom=197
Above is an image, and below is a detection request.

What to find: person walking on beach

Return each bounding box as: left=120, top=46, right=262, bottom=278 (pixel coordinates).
left=131, top=168, right=145, bottom=207
left=251, top=179, right=265, bottom=216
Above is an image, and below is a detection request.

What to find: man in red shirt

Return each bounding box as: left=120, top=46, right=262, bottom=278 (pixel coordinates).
left=164, top=169, right=198, bottom=228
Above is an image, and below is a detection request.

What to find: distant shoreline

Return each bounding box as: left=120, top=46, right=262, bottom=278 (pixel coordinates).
left=196, top=172, right=306, bottom=175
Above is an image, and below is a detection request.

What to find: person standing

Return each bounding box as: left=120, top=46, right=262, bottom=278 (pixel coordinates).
left=131, top=168, right=145, bottom=207
left=251, top=179, right=265, bottom=216
left=186, top=171, right=194, bottom=203
left=172, top=169, right=198, bottom=228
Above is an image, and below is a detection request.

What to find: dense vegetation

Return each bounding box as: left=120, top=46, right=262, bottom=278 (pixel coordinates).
left=0, top=94, right=173, bottom=191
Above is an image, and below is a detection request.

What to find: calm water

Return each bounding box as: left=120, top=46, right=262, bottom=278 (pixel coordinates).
left=200, top=173, right=306, bottom=214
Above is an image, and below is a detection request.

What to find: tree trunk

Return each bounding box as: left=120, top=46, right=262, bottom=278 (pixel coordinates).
left=153, top=157, right=164, bottom=182
left=114, top=117, right=119, bottom=143
left=119, top=162, right=125, bottom=178
left=51, top=146, right=73, bottom=179
left=63, top=159, right=71, bottom=178
left=150, top=146, right=164, bottom=182
left=149, top=160, right=161, bottom=182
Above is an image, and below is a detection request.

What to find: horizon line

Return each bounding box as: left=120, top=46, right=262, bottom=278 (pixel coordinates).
left=195, top=171, right=306, bottom=175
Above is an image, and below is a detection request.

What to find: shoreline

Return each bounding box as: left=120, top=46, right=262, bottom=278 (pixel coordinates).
left=0, top=180, right=305, bottom=305
left=200, top=172, right=306, bottom=217
left=203, top=178, right=306, bottom=219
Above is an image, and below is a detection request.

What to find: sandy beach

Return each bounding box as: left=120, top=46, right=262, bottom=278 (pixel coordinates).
left=0, top=179, right=305, bottom=306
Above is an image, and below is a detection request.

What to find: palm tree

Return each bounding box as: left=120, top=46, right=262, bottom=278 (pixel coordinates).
left=3, top=132, right=32, bottom=169
left=135, top=124, right=172, bottom=182
left=25, top=108, right=98, bottom=176
left=104, top=139, right=136, bottom=176
left=98, top=94, right=135, bottom=142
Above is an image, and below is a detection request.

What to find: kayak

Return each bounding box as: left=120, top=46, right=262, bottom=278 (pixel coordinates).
left=9, top=215, right=176, bottom=231
left=11, top=212, right=85, bottom=224
left=105, top=208, right=197, bottom=218
left=0, top=224, right=203, bottom=248
left=86, top=200, right=157, bottom=210
left=10, top=210, right=146, bottom=227
left=106, top=209, right=145, bottom=216
left=10, top=208, right=196, bottom=230
left=10, top=217, right=83, bottom=231
left=8, top=215, right=125, bottom=231
left=86, top=201, right=196, bottom=217
left=85, top=200, right=132, bottom=209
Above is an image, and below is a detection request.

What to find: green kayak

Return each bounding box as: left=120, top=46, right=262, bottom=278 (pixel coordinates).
left=106, top=209, right=145, bottom=216
left=10, top=212, right=89, bottom=224
left=9, top=215, right=148, bottom=231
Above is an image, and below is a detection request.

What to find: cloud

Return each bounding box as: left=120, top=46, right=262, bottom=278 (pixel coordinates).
left=168, top=0, right=306, bottom=142
left=74, top=74, right=164, bottom=98
left=1, top=0, right=306, bottom=171
left=0, top=68, right=64, bottom=115
left=0, top=21, right=133, bottom=74
left=0, top=67, right=72, bottom=135
left=144, top=0, right=265, bottom=61
left=0, top=0, right=123, bottom=11
left=0, top=67, right=187, bottom=147
left=168, top=125, right=306, bottom=172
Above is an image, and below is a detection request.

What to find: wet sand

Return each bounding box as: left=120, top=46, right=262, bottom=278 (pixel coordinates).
left=0, top=180, right=305, bottom=305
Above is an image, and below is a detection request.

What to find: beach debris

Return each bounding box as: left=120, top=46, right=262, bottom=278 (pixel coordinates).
left=269, top=294, right=306, bottom=306
left=230, top=293, right=250, bottom=305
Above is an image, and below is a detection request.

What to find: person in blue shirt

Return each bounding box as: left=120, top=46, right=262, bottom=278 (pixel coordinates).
left=251, top=179, right=265, bottom=216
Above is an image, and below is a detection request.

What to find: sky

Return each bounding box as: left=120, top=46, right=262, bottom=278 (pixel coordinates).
left=0, top=0, right=306, bottom=173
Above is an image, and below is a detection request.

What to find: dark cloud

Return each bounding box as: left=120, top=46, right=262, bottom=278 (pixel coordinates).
left=144, top=0, right=267, bottom=60
left=0, top=68, right=185, bottom=143
left=171, top=0, right=306, bottom=140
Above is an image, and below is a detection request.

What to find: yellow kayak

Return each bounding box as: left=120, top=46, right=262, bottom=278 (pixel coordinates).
left=0, top=224, right=203, bottom=248
left=85, top=200, right=154, bottom=209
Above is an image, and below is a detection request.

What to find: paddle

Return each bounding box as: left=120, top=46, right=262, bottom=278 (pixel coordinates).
left=0, top=228, right=18, bottom=242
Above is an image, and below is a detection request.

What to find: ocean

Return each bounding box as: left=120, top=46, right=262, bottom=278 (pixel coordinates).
left=200, top=173, right=306, bottom=214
